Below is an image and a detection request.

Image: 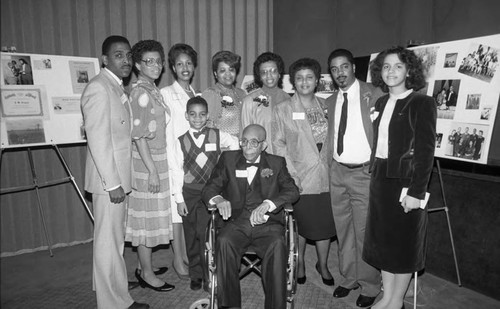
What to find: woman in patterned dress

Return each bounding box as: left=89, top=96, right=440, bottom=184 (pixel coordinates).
left=273, top=58, right=336, bottom=286
left=241, top=52, right=290, bottom=154
left=201, top=50, right=246, bottom=137
left=126, top=40, right=174, bottom=292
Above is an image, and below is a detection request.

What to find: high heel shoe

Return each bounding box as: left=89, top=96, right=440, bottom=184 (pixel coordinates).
left=315, top=263, right=334, bottom=286
left=134, top=269, right=175, bottom=292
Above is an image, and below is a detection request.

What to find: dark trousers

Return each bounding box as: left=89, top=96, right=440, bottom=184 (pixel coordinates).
left=216, top=209, right=286, bottom=309
left=182, top=185, right=210, bottom=281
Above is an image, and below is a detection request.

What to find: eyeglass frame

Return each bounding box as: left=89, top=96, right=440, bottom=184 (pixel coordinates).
left=259, top=67, right=279, bottom=76
left=239, top=138, right=265, bottom=148
left=141, top=58, right=164, bottom=67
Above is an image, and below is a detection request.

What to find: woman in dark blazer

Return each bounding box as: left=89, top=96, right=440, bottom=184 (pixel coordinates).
left=362, top=46, right=437, bottom=309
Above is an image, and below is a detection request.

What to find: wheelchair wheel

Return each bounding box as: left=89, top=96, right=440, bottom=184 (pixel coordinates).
left=285, top=210, right=298, bottom=307
left=204, top=214, right=218, bottom=309
left=189, top=298, right=211, bottom=309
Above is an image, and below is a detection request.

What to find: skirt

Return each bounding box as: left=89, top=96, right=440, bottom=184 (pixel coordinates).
left=293, top=192, right=336, bottom=240
left=363, top=159, right=428, bottom=273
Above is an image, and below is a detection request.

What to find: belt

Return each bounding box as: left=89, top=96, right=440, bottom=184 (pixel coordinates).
left=337, top=160, right=370, bottom=169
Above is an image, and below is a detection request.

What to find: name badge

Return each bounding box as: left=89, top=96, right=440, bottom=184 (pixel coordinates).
left=236, top=170, right=248, bottom=178
left=292, top=112, right=305, bottom=120
left=205, top=143, right=217, bottom=152
left=120, top=94, right=128, bottom=105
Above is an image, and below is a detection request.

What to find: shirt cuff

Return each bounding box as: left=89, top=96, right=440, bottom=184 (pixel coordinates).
left=174, top=192, right=185, bottom=204
left=105, top=185, right=121, bottom=192
left=263, top=199, right=277, bottom=212
left=209, top=195, right=225, bottom=205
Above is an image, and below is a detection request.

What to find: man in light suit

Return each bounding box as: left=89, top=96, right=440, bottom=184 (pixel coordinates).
left=202, top=124, right=299, bottom=309
left=325, top=49, right=384, bottom=308
left=81, top=35, right=149, bottom=309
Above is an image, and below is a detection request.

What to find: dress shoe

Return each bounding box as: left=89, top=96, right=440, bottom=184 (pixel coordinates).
left=315, top=263, right=334, bottom=286
left=333, top=285, right=358, bottom=298
left=190, top=278, right=203, bottom=291
left=128, top=301, right=150, bottom=309
left=154, top=267, right=168, bottom=276
left=135, top=269, right=175, bottom=292
left=297, top=275, right=306, bottom=284
left=356, top=294, right=376, bottom=308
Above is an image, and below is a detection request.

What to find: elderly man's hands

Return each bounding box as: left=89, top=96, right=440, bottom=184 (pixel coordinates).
left=250, top=201, right=270, bottom=226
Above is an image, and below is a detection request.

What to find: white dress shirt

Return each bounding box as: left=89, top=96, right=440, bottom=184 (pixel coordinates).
left=333, top=79, right=372, bottom=164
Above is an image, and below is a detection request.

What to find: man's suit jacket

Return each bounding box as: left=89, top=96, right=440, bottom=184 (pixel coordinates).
left=325, top=80, right=385, bottom=165
left=202, top=151, right=299, bottom=223
left=370, top=92, right=437, bottom=200
left=81, top=69, right=132, bottom=195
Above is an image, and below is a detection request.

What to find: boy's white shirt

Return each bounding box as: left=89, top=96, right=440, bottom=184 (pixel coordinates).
left=171, top=127, right=240, bottom=203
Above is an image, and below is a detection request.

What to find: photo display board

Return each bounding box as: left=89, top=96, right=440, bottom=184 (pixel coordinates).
left=367, top=34, right=500, bottom=164
left=0, top=52, right=100, bottom=148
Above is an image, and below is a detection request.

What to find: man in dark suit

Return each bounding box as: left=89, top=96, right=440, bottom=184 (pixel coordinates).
left=202, top=124, right=299, bottom=309
left=446, top=85, right=457, bottom=108
left=81, top=35, right=148, bottom=309
left=325, top=49, right=384, bottom=308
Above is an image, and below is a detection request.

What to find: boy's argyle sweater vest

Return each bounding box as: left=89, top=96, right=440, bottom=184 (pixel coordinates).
left=179, top=128, right=221, bottom=184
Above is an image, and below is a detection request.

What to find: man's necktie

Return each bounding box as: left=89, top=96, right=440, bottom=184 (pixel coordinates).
left=337, top=93, right=348, bottom=156
left=193, top=128, right=207, bottom=139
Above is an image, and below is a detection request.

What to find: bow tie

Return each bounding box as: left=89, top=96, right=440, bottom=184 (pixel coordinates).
left=245, top=162, right=259, bottom=168
left=193, top=128, right=207, bottom=139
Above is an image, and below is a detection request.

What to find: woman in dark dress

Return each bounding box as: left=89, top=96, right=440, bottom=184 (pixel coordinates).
left=273, top=58, right=336, bottom=286
left=363, top=46, right=437, bottom=309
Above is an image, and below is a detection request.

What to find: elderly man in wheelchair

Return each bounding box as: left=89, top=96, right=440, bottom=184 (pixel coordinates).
left=201, top=124, right=300, bottom=309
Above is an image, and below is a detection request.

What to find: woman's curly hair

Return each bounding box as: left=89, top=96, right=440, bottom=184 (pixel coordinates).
left=288, top=58, right=321, bottom=91
left=211, top=50, right=241, bottom=84
left=370, top=46, right=426, bottom=92
left=252, top=52, right=285, bottom=89
left=131, top=40, right=165, bottom=74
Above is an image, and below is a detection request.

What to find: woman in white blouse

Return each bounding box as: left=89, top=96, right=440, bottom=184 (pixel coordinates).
left=363, top=46, right=437, bottom=309
left=161, top=43, right=198, bottom=279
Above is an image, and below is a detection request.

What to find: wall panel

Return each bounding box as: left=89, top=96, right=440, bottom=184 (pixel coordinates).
left=0, top=0, right=272, bottom=255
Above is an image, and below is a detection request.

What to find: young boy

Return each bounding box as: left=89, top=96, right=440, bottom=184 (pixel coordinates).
left=171, top=96, right=239, bottom=291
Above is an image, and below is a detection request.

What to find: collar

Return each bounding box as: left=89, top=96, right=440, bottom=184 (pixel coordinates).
left=339, top=79, right=360, bottom=97
left=104, top=67, right=123, bottom=86
left=389, top=89, right=413, bottom=100
left=189, top=126, right=207, bottom=135
left=246, top=155, right=261, bottom=164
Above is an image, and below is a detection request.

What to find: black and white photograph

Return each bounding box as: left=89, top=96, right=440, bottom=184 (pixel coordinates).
left=12, top=56, right=33, bottom=85
left=458, top=42, right=499, bottom=83
left=444, top=122, right=488, bottom=161
left=6, top=118, right=46, bottom=145
left=481, top=106, right=492, bottom=120
left=432, top=79, right=461, bottom=118
left=413, top=45, right=439, bottom=80
left=466, top=93, right=481, bottom=109
left=444, top=53, right=458, bottom=68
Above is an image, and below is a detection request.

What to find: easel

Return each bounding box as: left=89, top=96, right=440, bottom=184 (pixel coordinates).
left=0, top=143, right=94, bottom=257
left=428, top=159, right=462, bottom=286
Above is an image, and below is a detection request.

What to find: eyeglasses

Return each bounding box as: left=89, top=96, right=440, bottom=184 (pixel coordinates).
left=141, top=58, right=164, bottom=67
left=260, top=68, right=279, bottom=76
left=240, top=138, right=265, bottom=148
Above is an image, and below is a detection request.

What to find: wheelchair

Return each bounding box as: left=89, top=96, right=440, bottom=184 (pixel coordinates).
left=189, top=204, right=298, bottom=309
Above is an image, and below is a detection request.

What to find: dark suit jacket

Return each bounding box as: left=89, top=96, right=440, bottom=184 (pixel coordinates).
left=202, top=150, right=299, bottom=223
left=370, top=92, right=437, bottom=200
left=325, top=80, right=385, bottom=165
